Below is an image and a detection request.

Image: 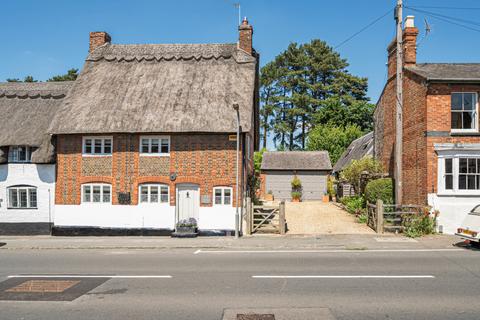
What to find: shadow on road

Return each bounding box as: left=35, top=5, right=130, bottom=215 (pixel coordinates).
left=453, top=241, right=480, bottom=251
left=0, top=243, right=6, bottom=247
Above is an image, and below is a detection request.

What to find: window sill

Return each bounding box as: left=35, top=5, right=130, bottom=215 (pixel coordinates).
left=7, top=207, right=38, bottom=210
left=82, top=154, right=112, bottom=157
left=139, top=153, right=170, bottom=157
left=437, top=191, right=480, bottom=197
left=450, top=130, right=480, bottom=136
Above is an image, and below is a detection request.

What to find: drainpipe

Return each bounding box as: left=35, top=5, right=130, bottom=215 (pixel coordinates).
left=233, top=103, right=240, bottom=238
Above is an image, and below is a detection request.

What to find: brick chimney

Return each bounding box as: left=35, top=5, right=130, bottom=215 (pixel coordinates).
left=238, top=17, right=253, bottom=55
left=89, top=31, right=111, bottom=53
left=387, top=15, right=419, bottom=78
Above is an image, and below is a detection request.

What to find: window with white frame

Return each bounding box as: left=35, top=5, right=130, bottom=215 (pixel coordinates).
left=139, top=184, right=169, bottom=204
left=140, top=136, right=170, bottom=155
left=441, top=157, right=480, bottom=192
left=7, top=186, right=37, bottom=209
left=213, top=187, right=232, bottom=205
left=83, top=137, right=112, bottom=155
left=8, top=146, right=34, bottom=163
left=82, top=183, right=111, bottom=203
left=451, top=93, right=478, bottom=131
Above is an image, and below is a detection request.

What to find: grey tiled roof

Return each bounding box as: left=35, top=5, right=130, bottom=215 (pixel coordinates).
left=332, top=132, right=373, bottom=173
left=406, top=63, right=480, bottom=82
left=261, top=151, right=332, bottom=171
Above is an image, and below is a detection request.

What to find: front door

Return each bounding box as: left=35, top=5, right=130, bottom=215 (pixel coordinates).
left=176, top=184, right=199, bottom=224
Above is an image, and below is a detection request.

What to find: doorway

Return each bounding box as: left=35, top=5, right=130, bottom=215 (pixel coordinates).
left=176, top=184, right=200, bottom=225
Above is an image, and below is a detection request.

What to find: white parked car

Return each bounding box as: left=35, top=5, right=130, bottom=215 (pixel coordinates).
left=456, top=205, right=480, bottom=244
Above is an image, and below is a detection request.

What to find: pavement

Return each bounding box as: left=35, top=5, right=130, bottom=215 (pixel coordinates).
left=285, top=201, right=374, bottom=235
left=0, top=237, right=479, bottom=320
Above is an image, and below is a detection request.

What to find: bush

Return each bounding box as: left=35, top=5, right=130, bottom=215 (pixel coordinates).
left=291, top=191, right=302, bottom=200
left=340, top=156, right=383, bottom=193
left=402, top=208, right=438, bottom=238
left=327, top=176, right=336, bottom=198
left=365, top=178, right=394, bottom=205
left=341, top=195, right=365, bottom=216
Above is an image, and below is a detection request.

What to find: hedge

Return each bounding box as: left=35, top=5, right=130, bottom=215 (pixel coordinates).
left=365, top=178, right=394, bottom=205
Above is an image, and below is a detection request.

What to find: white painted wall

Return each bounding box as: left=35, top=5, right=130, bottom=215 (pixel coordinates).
left=428, top=194, right=480, bottom=234
left=55, top=203, right=236, bottom=230
left=0, top=164, right=55, bottom=223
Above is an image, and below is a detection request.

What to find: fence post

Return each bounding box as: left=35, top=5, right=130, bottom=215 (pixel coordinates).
left=246, top=197, right=252, bottom=235
left=279, top=201, right=286, bottom=235
left=376, top=199, right=384, bottom=234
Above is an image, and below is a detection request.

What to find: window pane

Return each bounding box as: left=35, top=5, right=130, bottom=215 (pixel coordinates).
left=93, top=186, right=101, bottom=202
left=445, top=159, right=452, bottom=174
left=468, top=159, right=477, bottom=173
left=463, top=93, right=475, bottom=110
left=102, top=186, right=111, bottom=203
left=160, top=186, right=169, bottom=203
left=94, top=139, right=102, bottom=154
left=459, top=175, right=467, bottom=190
left=463, top=112, right=474, bottom=129
left=85, top=139, right=92, bottom=154
left=161, top=139, right=169, bottom=153
left=19, top=189, right=28, bottom=208
left=214, top=189, right=222, bottom=205
left=29, top=188, right=37, bottom=208
left=451, top=112, right=462, bottom=129
left=104, top=139, right=112, bottom=154
left=141, top=139, right=149, bottom=153
left=26, top=147, right=32, bottom=161
left=83, top=186, right=91, bottom=202
left=468, top=175, right=477, bottom=190
left=151, top=139, right=159, bottom=153
left=224, top=189, right=231, bottom=205
left=445, top=175, right=453, bottom=190
left=18, top=147, right=27, bottom=161
left=150, top=186, right=159, bottom=202
left=140, top=186, right=149, bottom=203
left=460, top=159, right=468, bottom=173
left=451, top=93, right=462, bottom=110
left=9, top=189, right=18, bottom=208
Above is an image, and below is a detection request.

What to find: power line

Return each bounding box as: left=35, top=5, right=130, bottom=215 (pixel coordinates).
left=334, top=8, right=393, bottom=49
left=407, top=6, right=480, bottom=10
left=406, top=6, right=480, bottom=28
left=406, top=6, right=480, bottom=34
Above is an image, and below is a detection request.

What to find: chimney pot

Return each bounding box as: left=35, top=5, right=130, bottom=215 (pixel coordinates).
left=405, top=15, right=415, bottom=28
left=238, top=17, right=253, bottom=55
left=89, top=31, right=111, bottom=53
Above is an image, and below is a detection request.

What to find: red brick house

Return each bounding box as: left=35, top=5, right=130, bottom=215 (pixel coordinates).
left=49, top=19, right=259, bottom=235
left=375, top=15, right=480, bottom=234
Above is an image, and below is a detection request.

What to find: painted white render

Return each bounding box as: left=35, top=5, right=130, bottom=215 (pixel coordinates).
left=0, top=164, right=55, bottom=223
left=54, top=204, right=236, bottom=230
left=428, top=194, right=480, bottom=235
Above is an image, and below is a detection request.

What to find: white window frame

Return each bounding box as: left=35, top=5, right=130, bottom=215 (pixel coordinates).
left=138, top=184, right=170, bottom=204
left=213, top=187, right=233, bottom=206
left=8, top=146, right=33, bottom=163
left=7, top=186, right=37, bottom=209
left=139, top=136, right=170, bottom=156
left=82, top=136, right=113, bottom=156
left=438, top=154, right=480, bottom=196
left=451, top=92, right=478, bottom=133
left=81, top=183, right=112, bottom=204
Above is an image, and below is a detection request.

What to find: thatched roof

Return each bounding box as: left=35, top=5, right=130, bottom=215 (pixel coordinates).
left=50, top=43, right=258, bottom=134
left=261, top=151, right=332, bottom=171
left=332, top=132, right=373, bottom=173
left=406, top=63, right=480, bottom=82
left=0, top=81, right=73, bottom=163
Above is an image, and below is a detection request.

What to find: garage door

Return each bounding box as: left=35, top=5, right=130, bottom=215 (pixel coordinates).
left=265, top=171, right=327, bottom=201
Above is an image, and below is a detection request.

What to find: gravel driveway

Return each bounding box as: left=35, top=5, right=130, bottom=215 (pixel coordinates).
left=285, top=201, right=375, bottom=235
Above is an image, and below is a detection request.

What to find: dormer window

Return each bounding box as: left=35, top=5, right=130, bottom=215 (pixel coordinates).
left=451, top=93, right=478, bottom=132
left=8, top=146, right=33, bottom=163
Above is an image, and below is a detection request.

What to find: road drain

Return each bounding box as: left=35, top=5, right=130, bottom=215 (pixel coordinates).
left=237, top=315, right=275, bottom=320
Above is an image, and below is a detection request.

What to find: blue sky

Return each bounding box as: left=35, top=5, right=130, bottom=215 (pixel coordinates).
left=1, top=0, right=480, bottom=102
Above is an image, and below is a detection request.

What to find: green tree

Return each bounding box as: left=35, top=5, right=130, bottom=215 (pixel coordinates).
left=6, top=78, right=20, bottom=82
left=260, top=62, right=280, bottom=149
left=306, top=124, right=363, bottom=164
left=313, top=98, right=375, bottom=131
left=23, top=76, right=37, bottom=83
left=340, top=157, right=384, bottom=193
left=47, top=68, right=79, bottom=82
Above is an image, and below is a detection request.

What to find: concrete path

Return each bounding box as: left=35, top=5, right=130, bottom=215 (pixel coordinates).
left=285, top=201, right=375, bottom=235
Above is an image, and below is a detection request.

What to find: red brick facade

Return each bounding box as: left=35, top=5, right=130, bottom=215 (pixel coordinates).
left=55, top=133, right=251, bottom=207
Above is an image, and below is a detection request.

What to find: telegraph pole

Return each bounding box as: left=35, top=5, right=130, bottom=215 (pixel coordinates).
left=395, top=0, right=403, bottom=205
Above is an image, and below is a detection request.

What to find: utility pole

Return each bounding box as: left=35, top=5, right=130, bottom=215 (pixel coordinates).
left=395, top=0, right=403, bottom=205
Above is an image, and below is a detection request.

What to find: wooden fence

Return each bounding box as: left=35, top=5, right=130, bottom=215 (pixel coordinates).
left=245, top=198, right=286, bottom=235
left=367, top=200, right=423, bottom=233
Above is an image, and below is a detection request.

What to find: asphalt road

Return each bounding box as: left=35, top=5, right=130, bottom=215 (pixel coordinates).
left=0, top=247, right=479, bottom=320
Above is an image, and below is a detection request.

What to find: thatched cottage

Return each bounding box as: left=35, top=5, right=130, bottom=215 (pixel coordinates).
left=0, top=82, right=72, bottom=234
left=49, top=19, right=259, bottom=235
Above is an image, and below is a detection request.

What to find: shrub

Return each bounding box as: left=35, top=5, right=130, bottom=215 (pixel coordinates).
left=340, top=156, right=383, bottom=193
left=291, top=191, right=302, bottom=200
left=357, top=212, right=368, bottom=224
left=291, top=176, right=302, bottom=191
left=327, top=176, right=336, bottom=198
left=365, top=178, right=394, bottom=205
left=402, top=208, right=438, bottom=238
left=341, top=195, right=365, bottom=216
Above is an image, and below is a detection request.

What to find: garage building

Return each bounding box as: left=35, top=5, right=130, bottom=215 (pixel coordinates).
left=261, top=151, right=332, bottom=201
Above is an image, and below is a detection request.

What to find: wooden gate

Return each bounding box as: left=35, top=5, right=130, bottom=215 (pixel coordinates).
left=245, top=199, right=286, bottom=235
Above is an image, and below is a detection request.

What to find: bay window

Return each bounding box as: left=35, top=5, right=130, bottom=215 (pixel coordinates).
left=441, top=157, right=480, bottom=193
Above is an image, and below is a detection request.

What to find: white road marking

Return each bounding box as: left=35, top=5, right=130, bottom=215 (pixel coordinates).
left=252, top=275, right=435, bottom=279
left=194, top=248, right=464, bottom=254
left=8, top=275, right=172, bottom=279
